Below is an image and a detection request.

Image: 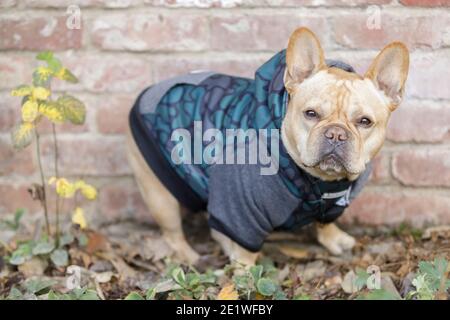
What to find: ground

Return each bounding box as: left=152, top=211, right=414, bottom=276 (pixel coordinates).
left=1, top=212, right=449, bottom=300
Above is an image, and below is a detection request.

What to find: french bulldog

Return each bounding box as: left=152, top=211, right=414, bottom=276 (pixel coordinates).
left=126, top=27, right=409, bottom=266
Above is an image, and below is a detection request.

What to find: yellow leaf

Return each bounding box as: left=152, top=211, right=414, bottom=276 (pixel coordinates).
left=11, top=85, right=32, bottom=97
left=217, top=283, right=239, bottom=300
left=33, top=66, right=53, bottom=86
left=21, top=100, right=39, bottom=122
left=11, top=122, right=34, bottom=150
left=48, top=176, right=57, bottom=185
left=57, top=94, right=86, bottom=125
left=72, top=207, right=87, bottom=229
left=55, top=67, right=78, bottom=83
left=81, top=184, right=97, bottom=200
left=55, top=178, right=76, bottom=198
left=39, top=102, right=64, bottom=123
left=73, top=180, right=97, bottom=200
left=32, top=87, right=50, bottom=100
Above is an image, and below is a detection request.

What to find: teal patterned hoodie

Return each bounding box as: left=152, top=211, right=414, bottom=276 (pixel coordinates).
left=130, top=50, right=372, bottom=251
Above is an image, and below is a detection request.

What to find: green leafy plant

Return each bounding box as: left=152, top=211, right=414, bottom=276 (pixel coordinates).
left=7, top=232, right=77, bottom=268
left=9, top=51, right=96, bottom=246
left=0, top=209, right=25, bottom=231
left=408, top=258, right=450, bottom=300
left=231, top=261, right=286, bottom=300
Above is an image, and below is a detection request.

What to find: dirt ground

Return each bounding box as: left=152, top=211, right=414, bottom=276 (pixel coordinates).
left=1, top=213, right=449, bottom=300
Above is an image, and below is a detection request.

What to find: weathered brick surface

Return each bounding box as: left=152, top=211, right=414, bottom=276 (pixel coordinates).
left=387, top=101, right=450, bottom=143
left=392, top=149, right=450, bottom=187
left=344, top=190, right=450, bottom=226
left=0, top=15, right=82, bottom=50
left=333, top=13, right=450, bottom=50
left=40, top=137, right=131, bottom=176
left=92, top=13, right=210, bottom=51
left=210, top=14, right=329, bottom=51
left=0, top=2, right=449, bottom=227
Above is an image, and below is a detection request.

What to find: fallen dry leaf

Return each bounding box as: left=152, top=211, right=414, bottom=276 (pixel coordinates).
left=278, top=245, right=309, bottom=259
left=217, top=283, right=239, bottom=300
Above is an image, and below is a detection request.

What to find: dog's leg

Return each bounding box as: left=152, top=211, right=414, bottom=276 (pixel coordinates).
left=126, top=128, right=199, bottom=265
left=210, top=229, right=259, bottom=267
left=315, top=223, right=356, bottom=255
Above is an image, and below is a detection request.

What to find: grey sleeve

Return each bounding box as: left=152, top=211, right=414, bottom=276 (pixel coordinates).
left=207, top=164, right=298, bottom=252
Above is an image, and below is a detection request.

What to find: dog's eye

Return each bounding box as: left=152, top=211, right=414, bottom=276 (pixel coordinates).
left=304, top=110, right=319, bottom=119
left=358, top=117, right=372, bottom=127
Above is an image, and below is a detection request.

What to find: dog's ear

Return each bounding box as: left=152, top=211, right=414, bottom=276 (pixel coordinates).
left=365, top=42, right=409, bottom=109
left=284, top=27, right=326, bottom=94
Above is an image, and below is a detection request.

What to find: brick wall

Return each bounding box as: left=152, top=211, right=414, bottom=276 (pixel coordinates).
left=0, top=0, right=449, bottom=227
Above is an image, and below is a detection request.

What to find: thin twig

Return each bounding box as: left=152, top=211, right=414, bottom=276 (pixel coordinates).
left=35, top=128, right=51, bottom=236
left=52, top=123, right=60, bottom=245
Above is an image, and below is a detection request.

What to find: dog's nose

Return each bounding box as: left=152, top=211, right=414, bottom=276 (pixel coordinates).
left=324, top=125, right=348, bottom=143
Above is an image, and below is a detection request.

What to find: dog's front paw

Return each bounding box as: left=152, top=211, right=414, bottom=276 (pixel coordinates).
left=316, top=223, right=356, bottom=255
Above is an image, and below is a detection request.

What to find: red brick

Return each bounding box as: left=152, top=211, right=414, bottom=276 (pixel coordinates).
left=392, top=149, right=450, bottom=187
left=41, top=137, right=130, bottom=176
left=0, top=55, right=33, bottom=90
left=407, top=53, right=450, bottom=100
left=0, top=137, right=36, bottom=176
left=369, top=153, right=391, bottom=184
left=152, top=55, right=269, bottom=82
left=91, top=13, right=209, bottom=51
left=333, top=13, right=450, bottom=49
left=96, top=94, right=135, bottom=134
left=387, top=101, right=450, bottom=143
left=52, top=53, right=151, bottom=93
left=400, top=0, right=450, bottom=6
left=210, top=14, right=328, bottom=51
left=146, top=0, right=391, bottom=7
left=343, top=189, right=450, bottom=226
left=98, top=179, right=153, bottom=222
left=22, top=0, right=142, bottom=8
left=0, top=15, right=82, bottom=51
left=0, top=183, right=41, bottom=215
left=0, top=0, right=16, bottom=8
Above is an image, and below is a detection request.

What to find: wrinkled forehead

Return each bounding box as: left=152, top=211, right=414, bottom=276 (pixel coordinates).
left=294, top=69, right=391, bottom=118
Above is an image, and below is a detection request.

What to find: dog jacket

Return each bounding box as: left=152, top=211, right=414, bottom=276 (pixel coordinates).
left=129, top=50, right=372, bottom=252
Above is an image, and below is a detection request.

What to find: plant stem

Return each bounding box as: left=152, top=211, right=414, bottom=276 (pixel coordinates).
left=35, top=128, right=51, bottom=236
left=52, top=123, right=60, bottom=245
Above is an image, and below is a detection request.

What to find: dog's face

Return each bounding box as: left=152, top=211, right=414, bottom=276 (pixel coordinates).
left=281, top=28, right=409, bottom=181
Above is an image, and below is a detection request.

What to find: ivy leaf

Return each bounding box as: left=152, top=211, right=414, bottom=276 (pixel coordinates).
left=23, top=278, right=56, bottom=295
left=32, top=87, right=50, bottom=100
left=32, top=67, right=52, bottom=87
left=11, top=85, right=32, bottom=97
left=22, top=100, right=39, bottom=122
left=124, top=292, right=145, bottom=300
left=256, top=278, right=277, bottom=297
left=11, top=122, right=35, bottom=150
left=55, top=67, right=78, bottom=83
left=171, top=267, right=186, bottom=286
left=39, top=101, right=65, bottom=124
left=9, top=242, right=33, bottom=265
left=145, top=288, right=156, bottom=300
left=50, top=249, right=69, bottom=267
left=32, top=239, right=55, bottom=255
left=249, top=265, right=263, bottom=282
left=59, top=233, right=75, bottom=247
left=36, top=51, right=54, bottom=62
left=47, top=57, right=62, bottom=74
left=57, top=94, right=86, bottom=125
left=356, top=289, right=401, bottom=300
